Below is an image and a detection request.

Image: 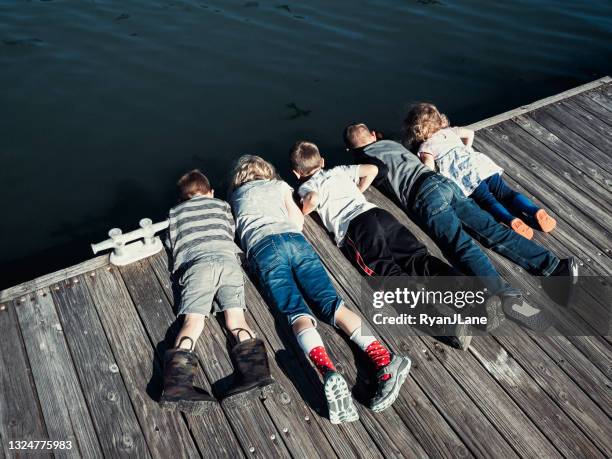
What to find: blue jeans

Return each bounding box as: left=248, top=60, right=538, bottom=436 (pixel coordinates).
left=411, top=175, right=559, bottom=295
left=248, top=233, right=344, bottom=326
left=470, top=173, right=540, bottom=225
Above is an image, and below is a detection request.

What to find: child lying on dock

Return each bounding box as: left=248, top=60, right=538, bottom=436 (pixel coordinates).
left=229, top=155, right=410, bottom=423
left=344, top=123, right=578, bottom=330
left=289, top=140, right=480, bottom=348
left=402, top=103, right=556, bottom=240
left=160, top=170, right=274, bottom=414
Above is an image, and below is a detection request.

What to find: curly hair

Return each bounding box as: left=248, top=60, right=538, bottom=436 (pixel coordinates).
left=402, top=103, right=449, bottom=150
left=230, top=155, right=278, bottom=192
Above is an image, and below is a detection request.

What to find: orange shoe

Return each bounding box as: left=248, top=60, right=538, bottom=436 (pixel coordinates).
left=510, top=218, right=534, bottom=240
left=535, top=209, right=556, bottom=233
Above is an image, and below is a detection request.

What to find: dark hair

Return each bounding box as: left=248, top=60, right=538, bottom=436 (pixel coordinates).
left=290, top=140, right=322, bottom=176
left=177, top=169, right=212, bottom=201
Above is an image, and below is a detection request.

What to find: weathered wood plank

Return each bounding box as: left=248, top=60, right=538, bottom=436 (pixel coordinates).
left=0, top=300, right=49, bottom=458
left=0, top=255, right=109, bottom=303
left=529, top=107, right=612, bottom=174
left=495, top=332, right=612, bottom=456
left=512, top=115, right=612, bottom=203
left=545, top=101, right=612, bottom=154
left=573, top=91, right=612, bottom=127
left=51, top=277, right=151, bottom=458
left=148, top=251, right=379, bottom=459
left=469, top=337, right=604, bottom=458
left=84, top=266, right=201, bottom=459
left=14, top=288, right=102, bottom=459
left=585, top=85, right=612, bottom=113
left=302, top=218, right=518, bottom=458
left=563, top=97, right=612, bottom=134
left=120, top=259, right=299, bottom=459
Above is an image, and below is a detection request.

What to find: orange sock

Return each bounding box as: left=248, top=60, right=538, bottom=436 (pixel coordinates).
left=510, top=218, right=534, bottom=240
left=535, top=209, right=556, bottom=233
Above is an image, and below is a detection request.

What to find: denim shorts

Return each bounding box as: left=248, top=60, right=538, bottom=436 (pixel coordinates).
left=178, top=253, right=246, bottom=317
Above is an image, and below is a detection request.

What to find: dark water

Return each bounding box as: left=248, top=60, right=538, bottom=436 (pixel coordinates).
left=1, top=0, right=611, bottom=289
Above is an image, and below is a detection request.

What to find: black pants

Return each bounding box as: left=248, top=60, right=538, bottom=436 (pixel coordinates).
left=341, top=208, right=457, bottom=277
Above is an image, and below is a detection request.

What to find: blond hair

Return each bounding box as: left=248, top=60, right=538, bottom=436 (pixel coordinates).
left=402, top=103, right=449, bottom=149
left=290, top=140, right=322, bottom=176
left=230, top=155, right=278, bottom=191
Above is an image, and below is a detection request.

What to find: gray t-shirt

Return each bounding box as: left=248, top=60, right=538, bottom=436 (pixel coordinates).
left=297, top=165, right=376, bottom=246
left=363, top=140, right=430, bottom=206
left=230, top=179, right=301, bottom=255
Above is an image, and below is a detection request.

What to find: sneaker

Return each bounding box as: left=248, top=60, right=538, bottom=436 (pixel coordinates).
left=510, top=218, right=534, bottom=240
left=324, top=371, right=359, bottom=424
left=501, top=294, right=553, bottom=331
left=369, top=355, right=411, bottom=413
left=535, top=209, right=557, bottom=233
left=542, top=257, right=579, bottom=306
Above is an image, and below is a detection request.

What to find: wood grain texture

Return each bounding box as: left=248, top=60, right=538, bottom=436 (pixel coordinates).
left=51, top=277, right=151, bottom=458
left=0, top=300, right=49, bottom=458
left=84, top=266, right=200, bottom=459
left=14, top=288, right=102, bottom=459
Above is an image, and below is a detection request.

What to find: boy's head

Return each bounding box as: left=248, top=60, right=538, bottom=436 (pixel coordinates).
left=290, top=140, right=324, bottom=179
left=343, top=123, right=378, bottom=150
left=230, top=154, right=278, bottom=191
left=402, top=102, right=449, bottom=148
left=177, top=169, right=213, bottom=201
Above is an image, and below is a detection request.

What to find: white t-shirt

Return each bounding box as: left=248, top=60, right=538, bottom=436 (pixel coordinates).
left=298, top=165, right=376, bottom=246
left=418, top=127, right=502, bottom=196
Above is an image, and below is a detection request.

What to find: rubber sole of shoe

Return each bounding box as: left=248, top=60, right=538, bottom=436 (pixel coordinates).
left=510, top=218, right=534, bottom=240
left=370, top=358, right=411, bottom=413
left=485, top=296, right=505, bottom=332
left=535, top=209, right=557, bottom=233
left=159, top=397, right=217, bottom=415
left=324, top=373, right=359, bottom=424
left=502, top=298, right=553, bottom=332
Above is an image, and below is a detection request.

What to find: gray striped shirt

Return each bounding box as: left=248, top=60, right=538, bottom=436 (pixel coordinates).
left=166, top=196, right=240, bottom=273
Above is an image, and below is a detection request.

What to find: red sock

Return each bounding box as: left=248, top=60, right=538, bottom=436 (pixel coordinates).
left=308, top=346, right=336, bottom=376
left=365, top=341, right=392, bottom=375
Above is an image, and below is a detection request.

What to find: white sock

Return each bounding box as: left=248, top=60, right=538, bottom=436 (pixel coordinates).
left=349, top=326, right=377, bottom=351
left=296, top=327, right=324, bottom=355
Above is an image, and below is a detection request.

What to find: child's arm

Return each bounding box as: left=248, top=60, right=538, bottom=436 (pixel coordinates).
left=356, top=164, right=378, bottom=193
left=300, top=191, right=319, bottom=216
left=456, top=127, right=474, bottom=148
left=284, top=188, right=304, bottom=231
left=420, top=152, right=436, bottom=171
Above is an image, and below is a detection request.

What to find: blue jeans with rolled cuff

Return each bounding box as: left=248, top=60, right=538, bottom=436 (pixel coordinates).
left=410, top=175, right=559, bottom=295
left=470, top=173, right=541, bottom=225
left=248, top=233, right=344, bottom=327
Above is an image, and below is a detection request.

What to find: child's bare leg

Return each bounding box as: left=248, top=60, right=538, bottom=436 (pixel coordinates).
left=224, top=308, right=255, bottom=342
left=333, top=304, right=362, bottom=335
left=175, top=313, right=206, bottom=350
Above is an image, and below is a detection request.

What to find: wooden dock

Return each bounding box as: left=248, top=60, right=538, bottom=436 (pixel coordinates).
left=1, top=77, right=611, bottom=458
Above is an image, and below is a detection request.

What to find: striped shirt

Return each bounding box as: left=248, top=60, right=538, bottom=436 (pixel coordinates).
left=166, top=195, right=240, bottom=273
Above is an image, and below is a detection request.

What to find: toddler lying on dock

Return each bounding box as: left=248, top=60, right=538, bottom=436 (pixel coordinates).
left=402, top=103, right=556, bottom=240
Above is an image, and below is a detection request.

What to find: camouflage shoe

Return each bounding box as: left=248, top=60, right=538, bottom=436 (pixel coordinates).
left=159, top=348, right=217, bottom=415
